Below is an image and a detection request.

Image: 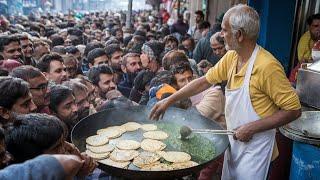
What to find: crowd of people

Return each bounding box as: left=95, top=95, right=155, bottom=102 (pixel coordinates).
left=0, top=3, right=318, bottom=179
left=0, top=7, right=227, bottom=179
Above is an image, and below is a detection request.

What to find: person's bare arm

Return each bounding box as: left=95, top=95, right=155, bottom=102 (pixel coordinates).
left=234, top=109, right=301, bottom=142
left=149, top=76, right=212, bottom=120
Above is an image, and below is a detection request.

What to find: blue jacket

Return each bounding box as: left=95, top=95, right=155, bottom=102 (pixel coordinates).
left=0, top=155, right=65, bottom=180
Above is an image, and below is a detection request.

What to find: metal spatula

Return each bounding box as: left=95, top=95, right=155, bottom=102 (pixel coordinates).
left=180, top=125, right=235, bottom=139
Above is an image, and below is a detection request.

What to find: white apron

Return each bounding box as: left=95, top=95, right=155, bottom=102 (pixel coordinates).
left=221, top=45, right=275, bottom=180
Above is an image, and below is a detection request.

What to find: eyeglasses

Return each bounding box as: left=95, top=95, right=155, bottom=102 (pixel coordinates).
left=30, top=82, right=48, bottom=91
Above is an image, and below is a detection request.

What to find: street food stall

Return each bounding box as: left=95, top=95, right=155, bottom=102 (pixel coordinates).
left=280, top=64, right=320, bottom=180
left=71, top=106, right=229, bottom=179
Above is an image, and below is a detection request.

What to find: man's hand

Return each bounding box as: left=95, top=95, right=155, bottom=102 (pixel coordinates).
left=64, top=142, right=97, bottom=176
left=77, top=153, right=97, bottom=177
left=52, top=154, right=84, bottom=179
left=149, top=77, right=212, bottom=120
left=65, top=141, right=81, bottom=157
left=149, top=99, right=170, bottom=120
left=233, top=110, right=301, bottom=142
left=233, top=124, right=255, bottom=142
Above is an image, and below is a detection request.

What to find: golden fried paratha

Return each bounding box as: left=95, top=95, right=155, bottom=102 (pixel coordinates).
left=170, top=161, right=199, bottom=170
left=159, top=151, right=191, bottom=163
left=116, top=140, right=140, bottom=150
left=121, top=122, right=141, bottom=132
left=85, top=150, right=110, bottom=160
left=140, top=124, right=157, bottom=131
left=141, top=139, right=166, bottom=152
left=86, top=144, right=115, bottom=153
left=86, top=134, right=109, bottom=146
left=140, top=162, right=173, bottom=171
left=99, top=158, right=130, bottom=169
left=109, top=149, right=140, bottom=162
left=143, top=131, right=168, bottom=140
left=132, top=151, right=161, bottom=168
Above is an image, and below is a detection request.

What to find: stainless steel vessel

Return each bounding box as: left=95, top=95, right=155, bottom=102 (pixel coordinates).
left=280, top=111, right=320, bottom=145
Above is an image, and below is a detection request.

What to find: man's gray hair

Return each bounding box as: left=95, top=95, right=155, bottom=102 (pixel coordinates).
left=225, top=4, right=260, bottom=40
left=210, top=32, right=225, bottom=45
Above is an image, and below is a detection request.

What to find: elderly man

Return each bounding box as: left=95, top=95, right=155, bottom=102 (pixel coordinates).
left=150, top=4, right=301, bottom=179
left=140, top=40, right=164, bottom=73
left=210, top=32, right=227, bottom=58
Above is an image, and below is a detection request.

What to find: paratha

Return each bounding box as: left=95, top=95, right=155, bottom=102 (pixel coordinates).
left=132, top=151, right=161, bottom=168
left=97, top=126, right=126, bottom=135
left=116, top=140, right=140, bottom=150
left=140, top=124, right=157, bottom=131
left=170, top=161, right=199, bottom=170
left=86, top=134, right=109, bottom=146
left=109, top=149, right=140, bottom=162
left=159, top=151, right=191, bottom=163
left=140, top=162, right=173, bottom=171
left=96, top=128, right=122, bottom=139
left=143, top=130, right=169, bottom=140
left=141, top=139, right=166, bottom=152
left=99, top=158, right=131, bottom=169
left=121, top=122, right=141, bottom=132
left=86, top=144, right=115, bottom=153
left=85, top=150, right=110, bottom=160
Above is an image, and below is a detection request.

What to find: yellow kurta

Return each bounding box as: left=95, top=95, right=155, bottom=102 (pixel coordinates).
left=297, top=31, right=315, bottom=63
left=206, top=48, right=301, bottom=160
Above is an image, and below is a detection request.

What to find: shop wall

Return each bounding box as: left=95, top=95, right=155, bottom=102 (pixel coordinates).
left=249, top=0, right=297, bottom=73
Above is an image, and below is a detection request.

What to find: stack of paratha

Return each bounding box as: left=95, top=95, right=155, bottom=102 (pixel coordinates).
left=84, top=122, right=198, bottom=171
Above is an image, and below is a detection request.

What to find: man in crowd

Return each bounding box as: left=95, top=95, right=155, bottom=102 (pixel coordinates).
left=192, top=24, right=220, bottom=64
left=169, top=62, right=193, bottom=90
left=88, top=65, right=117, bottom=101
left=18, top=34, right=37, bottom=66
left=37, top=53, right=68, bottom=84
left=49, top=85, right=78, bottom=138
left=198, top=21, right=211, bottom=38
left=87, top=48, right=109, bottom=68
left=10, top=65, right=51, bottom=114
left=33, top=40, right=50, bottom=61
left=163, top=35, right=179, bottom=52
left=297, top=13, right=320, bottom=63
left=118, top=53, right=142, bottom=98
left=210, top=32, right=227, bottom=58
left=0, top=77, right=37, bottom=128
left=62, top=54, right=79, bottom=79
left=63, top=80, right=90, bottom=120
left=0, top=35, right=23, bottom=62
left=181, top=35, right=195, bottom=59
left=140, top=40, right=164, bottom=73
left=105, top=44, right=123, bottom=72
left=188, top=10, right=205, bottom=41
left=105, top=44, right=123, bottom=83
left=170, top=15, right=189, bottom=37
left=5, top=113, right=96, bottom=177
